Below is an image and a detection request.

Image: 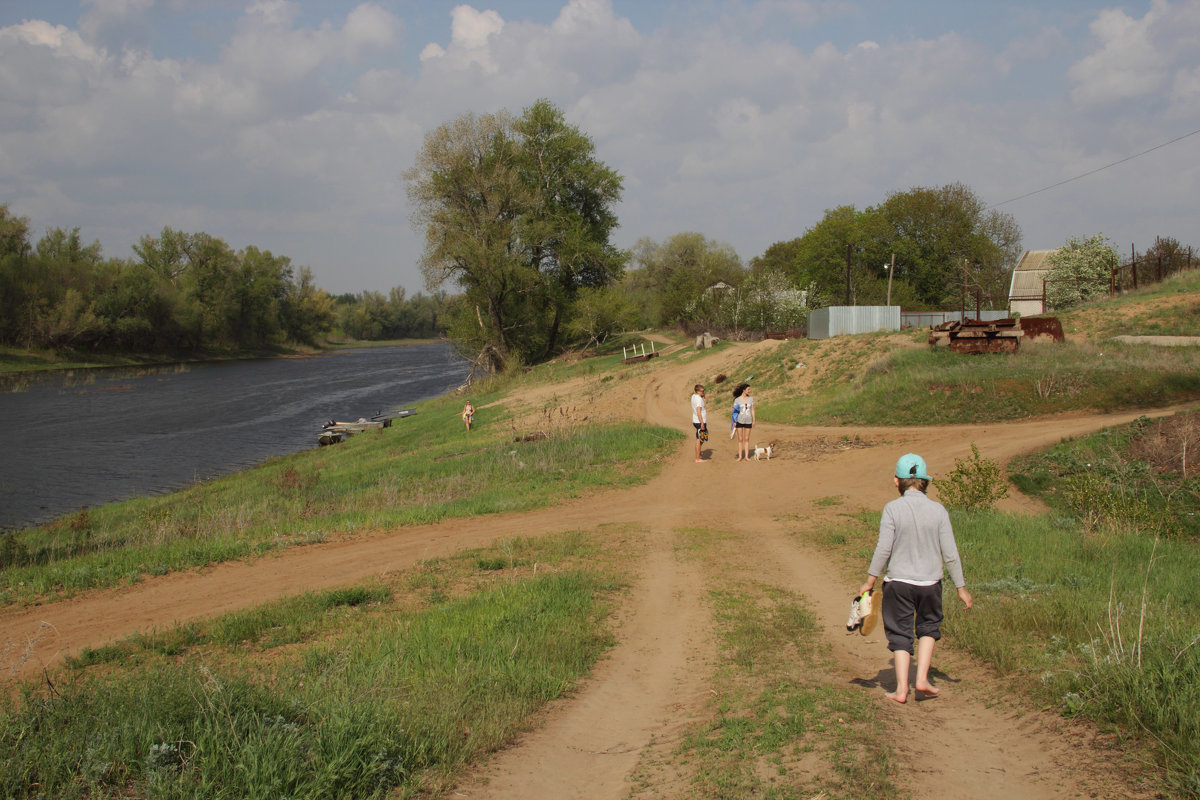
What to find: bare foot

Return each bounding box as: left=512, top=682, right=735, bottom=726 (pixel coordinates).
left=885, top=690, right=908, bottom=704
left=694, top=459, right=708, bottom=463
left=916, top=684, right=939, bottom=698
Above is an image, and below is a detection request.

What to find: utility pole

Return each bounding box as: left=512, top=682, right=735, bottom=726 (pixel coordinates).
left=961, top=258, right=968, bottom=321
left=886, top=252, right=895, bottom=307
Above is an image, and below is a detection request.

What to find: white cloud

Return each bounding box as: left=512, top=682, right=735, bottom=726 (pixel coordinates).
left=1069, top=3, right=1165, bottom=106
left=1, top=1, right=1198, bottom=294
left=1066, top=0, right=1200, bottom=111
left=420, top=5, right=505, bottom=73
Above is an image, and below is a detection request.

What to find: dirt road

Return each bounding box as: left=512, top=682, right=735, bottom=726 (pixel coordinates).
left=2, top=340, right=1177, bottom=798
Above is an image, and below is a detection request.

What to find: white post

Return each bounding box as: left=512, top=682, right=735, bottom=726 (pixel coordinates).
left=886, top=253, right=895, bottom=307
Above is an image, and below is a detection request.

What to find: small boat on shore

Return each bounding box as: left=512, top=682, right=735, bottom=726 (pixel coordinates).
left=318, top=409, right=416, bottom=445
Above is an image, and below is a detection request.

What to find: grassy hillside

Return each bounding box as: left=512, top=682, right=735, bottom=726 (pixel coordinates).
left=755, top=267, right=1200, bottom=426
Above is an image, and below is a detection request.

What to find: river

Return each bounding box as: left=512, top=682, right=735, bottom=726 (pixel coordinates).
left=0, top=343, right=469, bottom=531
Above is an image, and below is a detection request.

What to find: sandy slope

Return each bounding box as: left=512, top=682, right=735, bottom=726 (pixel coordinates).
left=3, top=338, right=1184, bottom=798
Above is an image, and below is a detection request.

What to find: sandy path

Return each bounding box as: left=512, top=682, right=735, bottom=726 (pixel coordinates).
left=2, top=340, right=1184, bottom=798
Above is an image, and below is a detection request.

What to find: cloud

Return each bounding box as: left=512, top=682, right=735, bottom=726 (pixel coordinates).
left=1, top=0, right=1198, bottom=295
left=420, top=5, right=505, bottom=73
left=1066, top=0, right=1200, bottom=112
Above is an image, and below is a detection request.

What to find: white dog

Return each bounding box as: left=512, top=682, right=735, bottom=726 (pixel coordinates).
left=752, top=443, right=774, bottom=461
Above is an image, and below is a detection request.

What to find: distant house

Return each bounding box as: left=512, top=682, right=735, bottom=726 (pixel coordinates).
left=706, top=281, right=735, bottom=294
left=1008, top=249, right=1058, bottom=317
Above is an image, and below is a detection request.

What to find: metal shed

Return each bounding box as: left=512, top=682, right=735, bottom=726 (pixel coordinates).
left=807, top=306, right=900, bottom=339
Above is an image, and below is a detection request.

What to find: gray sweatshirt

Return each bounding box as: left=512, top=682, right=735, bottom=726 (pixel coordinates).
left=868, top=489, right=966, bottom=588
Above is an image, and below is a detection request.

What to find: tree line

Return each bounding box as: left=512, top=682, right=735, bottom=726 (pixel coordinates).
left=14, top=96, right=1184, bottom=371
left=406, top=98, right=1030, bottom=373
left=0, top=205, right=451, bottom=356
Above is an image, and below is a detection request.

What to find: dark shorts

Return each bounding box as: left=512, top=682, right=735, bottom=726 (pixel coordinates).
left=735, top=422, right=753, bottom=429
left=694, top=422, right=704, bottom=438
left=882, top=580, right=944, bottom=655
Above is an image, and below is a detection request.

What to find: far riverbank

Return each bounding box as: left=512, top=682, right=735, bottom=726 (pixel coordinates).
left=0, top=338, right=444, bottom=376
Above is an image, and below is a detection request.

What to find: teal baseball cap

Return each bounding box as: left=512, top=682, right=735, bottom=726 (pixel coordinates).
left=895, top=453, right=931, bottom=480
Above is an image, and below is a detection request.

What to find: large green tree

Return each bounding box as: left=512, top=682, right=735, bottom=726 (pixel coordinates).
left=513, top=100, right=625, bottom=359
left=756, top=183, right=1022, bottom=310
left=870, top=183, right=1021, bottom=308
left=406, top=100, right=625, bottom=373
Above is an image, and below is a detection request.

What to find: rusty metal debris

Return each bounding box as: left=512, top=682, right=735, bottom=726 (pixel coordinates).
left=928, top=316, right=1063, bottom=353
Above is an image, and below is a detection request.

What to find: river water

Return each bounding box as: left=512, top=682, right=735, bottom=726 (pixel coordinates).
left=0, top=343, right=469, bottom=531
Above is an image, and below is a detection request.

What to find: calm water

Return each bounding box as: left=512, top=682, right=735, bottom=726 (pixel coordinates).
left=0, top=343, right=468, bottom=531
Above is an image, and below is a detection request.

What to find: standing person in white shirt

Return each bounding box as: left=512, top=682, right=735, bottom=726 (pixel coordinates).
left=690, top=384, right=709, bottom=463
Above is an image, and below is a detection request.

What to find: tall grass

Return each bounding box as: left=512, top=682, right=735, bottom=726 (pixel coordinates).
left=1, top=391, right=679, bottom=603
left=0, top=532, right=624, bottom=799
left=1010, top=410, right=1200, bottom=538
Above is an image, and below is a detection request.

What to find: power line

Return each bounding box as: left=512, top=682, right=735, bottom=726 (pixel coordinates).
left=987, top=126, right=1200, bottom=209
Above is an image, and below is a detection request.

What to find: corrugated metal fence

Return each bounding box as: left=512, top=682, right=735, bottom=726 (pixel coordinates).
left=807, top=306, right=1009, bottom=339
left=900, top=310, right=1009, bottom=328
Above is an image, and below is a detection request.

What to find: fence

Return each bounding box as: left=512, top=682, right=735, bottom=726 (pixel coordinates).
left=1113, top=242, right=1194, bottom=292
left=900, top=310, right=1009, bottom=328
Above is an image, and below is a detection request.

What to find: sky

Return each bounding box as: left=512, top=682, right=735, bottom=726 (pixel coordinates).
left=2, top=0, right=1198, bottom=296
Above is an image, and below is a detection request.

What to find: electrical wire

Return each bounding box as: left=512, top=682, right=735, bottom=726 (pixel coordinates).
left=987, top=126, right=1200, bottom=209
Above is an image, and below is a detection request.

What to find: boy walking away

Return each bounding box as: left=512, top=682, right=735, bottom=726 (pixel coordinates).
left=691, top=384, right=709, bottom=463
left=859, top=453, right=973, bottom=703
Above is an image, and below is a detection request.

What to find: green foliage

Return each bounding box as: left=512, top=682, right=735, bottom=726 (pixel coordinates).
left=406, top=99, right=626, bottom=372
left=567, top=284, right=638, bottom=349
left=0, top=212, right=339, bottom=355
left=1011, top=411, right=1200, bottom=539
left=622, top=232, right=743, bottom=328
left=335, top=287, right=450, bottom=341
left=1045, top=233, right=1119, bottom=310
left=758, top=183, right=1022, bottom=310
left=0, top=563, right=618, bottom=799
left=938, top=443, right=1010, bottom=511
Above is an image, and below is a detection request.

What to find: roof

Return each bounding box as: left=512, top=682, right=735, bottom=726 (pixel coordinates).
left=1008, top=249, right=1059, bottom=300
left=1013, top=249, right=1058, bottom=272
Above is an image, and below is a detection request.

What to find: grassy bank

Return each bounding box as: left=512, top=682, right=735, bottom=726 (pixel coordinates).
left=798, top=408, right=1200, bottom=796
left=744, top=267, right=1200, bottom=427
left=1, top=530, right=630, bottom=799
left=749, top=334, right=1200, bottom=426
left=0, top=387, right=680, bottom=605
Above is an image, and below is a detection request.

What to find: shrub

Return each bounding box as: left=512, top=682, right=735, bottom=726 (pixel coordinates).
left=938, top=443, right=1009, bottom=511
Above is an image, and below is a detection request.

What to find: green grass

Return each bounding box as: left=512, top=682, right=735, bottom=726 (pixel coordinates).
left=0, top=531, right=625, bottom=800
left=1055, top=267, right=1200, bottom=340
left=0, top=391, right=680, bottom=604
left=1010, top=410, right=1200, bottom=537
left=796, top=485, right=1200, bottom=796
left=760, top=336, right=1200, bottom=426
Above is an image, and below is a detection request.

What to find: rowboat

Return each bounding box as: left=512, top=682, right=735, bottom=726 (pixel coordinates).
left=317, top=409, right=417, bottom=445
